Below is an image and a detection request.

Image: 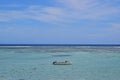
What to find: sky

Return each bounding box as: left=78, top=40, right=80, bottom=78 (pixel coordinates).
left=0, top=0, right=120, bottom=44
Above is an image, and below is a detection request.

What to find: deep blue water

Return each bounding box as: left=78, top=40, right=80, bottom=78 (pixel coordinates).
left=0, top=44, right=120, bottom=46
left=0, top=46, right=120, bottom=80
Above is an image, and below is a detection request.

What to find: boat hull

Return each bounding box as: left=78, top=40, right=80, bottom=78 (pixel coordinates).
left=53, top=61, right=72, bottom=65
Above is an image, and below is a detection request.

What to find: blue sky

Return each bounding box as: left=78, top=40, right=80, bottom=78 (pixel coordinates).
left=0, top=0, right=120, bottom=44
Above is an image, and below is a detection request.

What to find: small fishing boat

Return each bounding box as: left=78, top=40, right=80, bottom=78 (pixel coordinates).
left=53, top=61, right=72, bottom=65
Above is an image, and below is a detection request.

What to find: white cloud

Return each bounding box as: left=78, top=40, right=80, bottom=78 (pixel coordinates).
left=112, top=23, right=120, bottom=27
left=28, top=6, right=70, bottom=23
left=57, top=0, right=99, bottom=10
left=57, top=0, right=120, bottom=19
left=0, top=0, right=119, bottom=24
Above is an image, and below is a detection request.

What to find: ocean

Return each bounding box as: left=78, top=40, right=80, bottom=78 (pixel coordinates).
left=0, top=45, right=120, bottom=80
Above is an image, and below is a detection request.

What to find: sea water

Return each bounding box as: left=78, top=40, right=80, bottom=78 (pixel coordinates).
left=0, top=46, right=120, bottom=80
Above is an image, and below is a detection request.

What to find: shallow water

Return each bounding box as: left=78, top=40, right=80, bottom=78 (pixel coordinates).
left=0, top=46, right=120, bottom=80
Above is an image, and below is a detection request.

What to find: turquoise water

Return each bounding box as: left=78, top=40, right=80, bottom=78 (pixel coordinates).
left=0, top=46, right=120, bottom=80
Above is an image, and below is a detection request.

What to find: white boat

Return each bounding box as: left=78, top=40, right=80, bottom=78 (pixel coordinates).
left=53, top=61, right=72, bottom=65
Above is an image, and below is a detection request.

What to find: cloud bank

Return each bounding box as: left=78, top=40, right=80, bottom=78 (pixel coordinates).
left=0, top=0, right=119, bottom=24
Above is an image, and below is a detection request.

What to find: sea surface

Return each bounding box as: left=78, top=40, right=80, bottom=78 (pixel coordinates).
left=0, top=45, right=120, bottom=80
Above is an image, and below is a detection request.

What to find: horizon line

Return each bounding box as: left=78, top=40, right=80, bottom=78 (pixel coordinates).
left=0, top=44, right=120, bottom=46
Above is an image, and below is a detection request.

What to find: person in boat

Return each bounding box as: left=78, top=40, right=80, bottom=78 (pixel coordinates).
left=53, top=61, right=57, bottom=64
left=65, top=61, right=69, bottom=63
